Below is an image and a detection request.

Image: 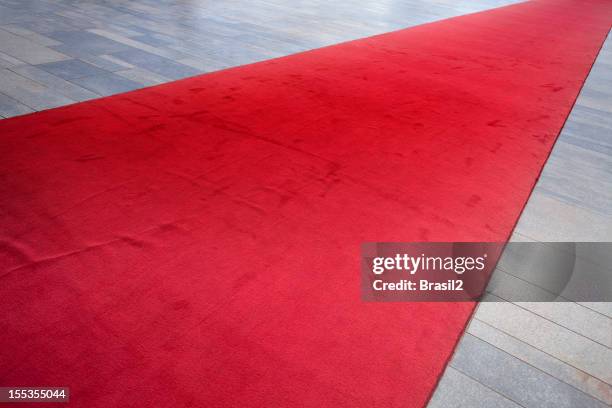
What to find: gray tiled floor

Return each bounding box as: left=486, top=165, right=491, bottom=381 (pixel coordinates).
left=0, top=0, right=520, bottom=116
left=431, top=33, right=612, bottom=407
left=69, top=72, right=142, bottom=96
left=0, top=1, right=610, bottom=407
left=448, top=334, right=607, bottom=408
left=36, top=59, right=109, bottom=80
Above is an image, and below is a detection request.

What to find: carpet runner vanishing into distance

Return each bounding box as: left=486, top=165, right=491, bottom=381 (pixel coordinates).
left=1, top=0, right=611, bottom=406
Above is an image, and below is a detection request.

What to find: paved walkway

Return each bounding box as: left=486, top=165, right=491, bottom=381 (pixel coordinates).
left=0, top=0, right=519, bottom=117
left=0, top=1, right=609, bottom=407
left=430, top=32, right=612, bottom=408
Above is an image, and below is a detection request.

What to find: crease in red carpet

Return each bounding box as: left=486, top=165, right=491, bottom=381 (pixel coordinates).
left=1, top=0, right=611, bottom=406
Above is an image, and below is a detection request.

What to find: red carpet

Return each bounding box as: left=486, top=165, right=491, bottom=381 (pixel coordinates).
left=1, top=0, right=611, bottom=406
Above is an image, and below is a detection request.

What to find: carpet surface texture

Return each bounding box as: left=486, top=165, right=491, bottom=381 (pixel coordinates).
left=1, top=0, right=611, bottom=406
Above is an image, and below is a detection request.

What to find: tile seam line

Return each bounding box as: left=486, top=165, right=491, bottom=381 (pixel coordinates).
left=499, top=238, right=612, bottom=278
left=37, top=61, right=112, bottom=81
left=489, top=288, right=612, bottom=350
left=8, top=64, right=107, bottom=90
left=473, top=315, right=612, bottom=384
left=534, top=185, right=612, bottom=217
left=491, top=265, right=612, bottom=321
left=473, top=312, right=612, bottom=387
left=0, top=49, right=28, bottom=67
left=507, top=236, right=612, bottom=318
left=472, top=317, right=612, bottom=404
left=0, top=87, right=37, bottom=111
left=446, top=362, right=529, bottom=408
left=60, top=74, right=121, bottom=99
left=4, top=66, right=105, bottom=107
left=574, top=302, right=612, bottom=319
left=0, top=26, right=56, bottom=48
left=449, top=333, right=608, bottom=407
